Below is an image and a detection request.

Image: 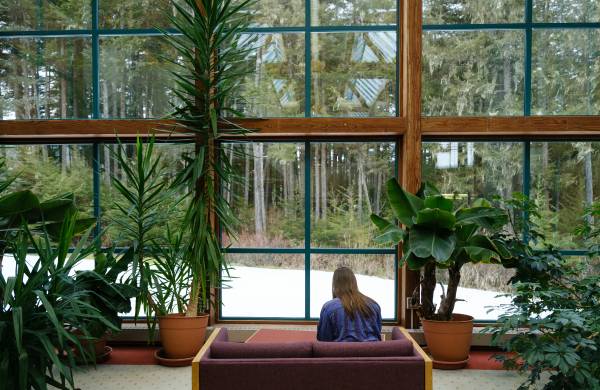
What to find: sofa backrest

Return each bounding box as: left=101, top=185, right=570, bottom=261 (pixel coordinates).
left=210, top=341, right=313, bottom=359
left=312, top=339, right=414, bottom=358
left=209, top=339, right=414, bottom=359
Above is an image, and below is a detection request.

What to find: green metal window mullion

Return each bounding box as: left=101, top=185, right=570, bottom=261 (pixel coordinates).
left=524, top=0, right=533, bottom=116
left=304, top=0, right=312, bottom=118
left=523, top=141, right=531, bottom=243
left=304, top=141, right=312, bottom=319
left=92, top=0, right=102, bottom=239
left=522, top=0, right=533, bottom=243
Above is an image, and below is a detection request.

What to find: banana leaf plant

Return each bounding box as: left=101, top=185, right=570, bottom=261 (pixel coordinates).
left=159, top=0, right=257, bottom=317
left=371, top=180, right=511, bottom=321
left=0, top=157, right=96, bottom=267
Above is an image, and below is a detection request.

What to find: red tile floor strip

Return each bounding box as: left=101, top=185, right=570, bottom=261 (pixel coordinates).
left=102, top=345, right=511, bottom=370
left=102, top=347, right=159, bottom=365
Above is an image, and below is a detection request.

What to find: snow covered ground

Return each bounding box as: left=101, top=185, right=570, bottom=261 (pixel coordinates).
left=222, top=265, right=513, bottom=320
left=1, top=257, right=513, bottom=320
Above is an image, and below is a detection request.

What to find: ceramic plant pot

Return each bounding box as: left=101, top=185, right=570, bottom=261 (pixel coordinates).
left=158, top=313, right=209, bottom=361
left=421, top=313, right=473, bottom=369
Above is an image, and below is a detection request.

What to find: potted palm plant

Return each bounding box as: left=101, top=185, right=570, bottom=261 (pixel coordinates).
left=153, top=0, right=255, bottom=362
left=371, top=179, right=510, bottom=369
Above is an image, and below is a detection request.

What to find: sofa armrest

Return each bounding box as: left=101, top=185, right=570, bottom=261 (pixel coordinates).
left=397, top=327, right=432, bottom=390
left=192, top=328, right=225, bottom=390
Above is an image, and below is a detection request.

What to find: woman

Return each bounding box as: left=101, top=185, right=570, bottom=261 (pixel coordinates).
left=317, top=266, right=382, bottom=342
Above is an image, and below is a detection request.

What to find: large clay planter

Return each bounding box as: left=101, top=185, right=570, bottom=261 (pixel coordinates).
left=158, top=313, right=209, bottom=360
left=421, top=313, right=473, bottom=370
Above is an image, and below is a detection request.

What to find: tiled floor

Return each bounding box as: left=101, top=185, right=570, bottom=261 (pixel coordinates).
left=72, top=365, right=546, bottom=390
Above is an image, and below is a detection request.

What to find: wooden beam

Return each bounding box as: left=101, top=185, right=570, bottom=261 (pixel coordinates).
left=400, top=0, right=423, bottom=329
left=0, top=118, right=407, bottom=140
left=422, top=116, right=600, bottom=137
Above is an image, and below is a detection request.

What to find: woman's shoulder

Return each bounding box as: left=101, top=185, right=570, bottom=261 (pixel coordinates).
left=321, top=297, right=342, bottom=312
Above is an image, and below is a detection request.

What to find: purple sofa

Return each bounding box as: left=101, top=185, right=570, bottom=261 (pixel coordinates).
left=192, top=327, right=432, bottom=390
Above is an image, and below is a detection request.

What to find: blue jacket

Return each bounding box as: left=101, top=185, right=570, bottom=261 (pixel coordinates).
left=317, top=297, right=382, bottom=342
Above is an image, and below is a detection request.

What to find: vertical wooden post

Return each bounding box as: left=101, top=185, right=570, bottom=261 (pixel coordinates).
left=400, top=0, right=422, bottom=328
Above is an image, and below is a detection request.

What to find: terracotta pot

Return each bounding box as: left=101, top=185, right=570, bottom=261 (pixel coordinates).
left=158, top=313, right=209, bottom=359
left=421, top=313, right=473, bottom=369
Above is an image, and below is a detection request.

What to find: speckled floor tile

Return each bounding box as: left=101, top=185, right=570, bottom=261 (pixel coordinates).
left=72, top=364, right=545, bottom=390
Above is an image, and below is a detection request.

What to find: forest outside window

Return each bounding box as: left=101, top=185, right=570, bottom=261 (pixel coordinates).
left=422, top=0, right=600, bottom=117
left=220, top=141, right=398, bottom=320
left=422, top=141, right=522, bottom=321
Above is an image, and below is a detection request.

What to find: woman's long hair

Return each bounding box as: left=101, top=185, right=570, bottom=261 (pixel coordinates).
left=332, top=267, right=374, bottom=319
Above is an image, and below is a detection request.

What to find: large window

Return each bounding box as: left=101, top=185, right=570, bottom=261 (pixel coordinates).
left=220, top=141, right=398, bottom=320
left=423, top=0, right=600, bottom=116
left=423, top=140, right=600, bottom=320
left=0, top=1, right=398, bottom=120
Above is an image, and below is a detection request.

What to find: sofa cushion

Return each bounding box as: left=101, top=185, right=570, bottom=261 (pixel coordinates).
left=210, top=341, right=313, bottom=359
left=391, top=327, right=406, bottom=341
left=313, top=339, right=413, bottom=358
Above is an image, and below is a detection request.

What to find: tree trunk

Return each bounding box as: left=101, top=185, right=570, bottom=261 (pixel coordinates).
left=314, top=148, right=320, bottom=219
left=321, top=143, right=327, bottom=220
left=436, top=264, right=461, bottom=321
left=419, top=261, right=437, bottom=320
left=584, top=149, right=594, bottom=224
left=253, top=143, right=265, bottom=233
left=244, top=143, right=250, bottom=206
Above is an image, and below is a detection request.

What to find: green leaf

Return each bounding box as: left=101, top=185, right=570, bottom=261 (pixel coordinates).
left=463, top=246, right=501, bottom=263
left=370, top=214, right=405, bottom=244
left=415, top=208, right=456, bottom=229
left=409, top=226, right=456, bottom=262
left=406, top=252, right=430, bottom=270
left=385, top=178, right=423, bottom=226
left=455, top=207, right=508, bottom=229
left=0, top=190, right=39, bottom=217
left=423, top=195, right=453, bottom=212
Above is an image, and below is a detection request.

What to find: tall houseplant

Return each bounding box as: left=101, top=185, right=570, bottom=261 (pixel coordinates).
left=371, top=180, right=510, bottom=368
left=155, top=0, right=256, bottom=360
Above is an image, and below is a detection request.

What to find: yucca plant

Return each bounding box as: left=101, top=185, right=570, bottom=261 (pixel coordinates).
left=109, top=136, right=174, bottom=329
left=160, top=0, right=256, bottom=317
left=0, top=216, right=116, bottom=390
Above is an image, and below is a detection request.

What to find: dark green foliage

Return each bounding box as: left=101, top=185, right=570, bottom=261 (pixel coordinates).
left=0, top=217, right=115, bottom=390
left=485, top=197, right=600, bottom=389
left=487, top=257, right=600, bottom=389
left=371, top=179, right=510, bottom=320
left=74, top=247, right=138, bottom=339
left=161, top=0, right=256, bottom=316
left=109, top=136, right=174, bottom=325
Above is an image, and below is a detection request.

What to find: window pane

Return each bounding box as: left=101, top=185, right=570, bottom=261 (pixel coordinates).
left=0, top=0, right=90, bottom=30
left=0, top=38, right=92, bottom=119
left=99, top=0, right=173, bottom=29
left=3, top=144, right=94, bottom=215
left=221, top=253, right=305, bottom=318
left=422, top=30, right=524, bottom=116
left=240, top=0, right=304, bottom=27
left=434, top=264, right=514, bottom=320
left=530, top=142, right=600, bottom=249
left=311, top=32, right=396, bottom=117
left=100, top=143, right=192, bottom=247
left=230, top=34, right=305, bottom=118
left=315, top=0, right=396, bottom=26
left=422, top=142, right=523, bottom=206
left=99, top=36, right=178, bottom=118
left=534, top=0, right=600, bottom=23
left=311, top=142, right=396, bottom=248
left=223, top=142, right=305, bottom=249
left=423, top=0, right=525, bottom=24
left=310, top=254, right=396, bottom=319
left=532, top=29, right=600, bottom=116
